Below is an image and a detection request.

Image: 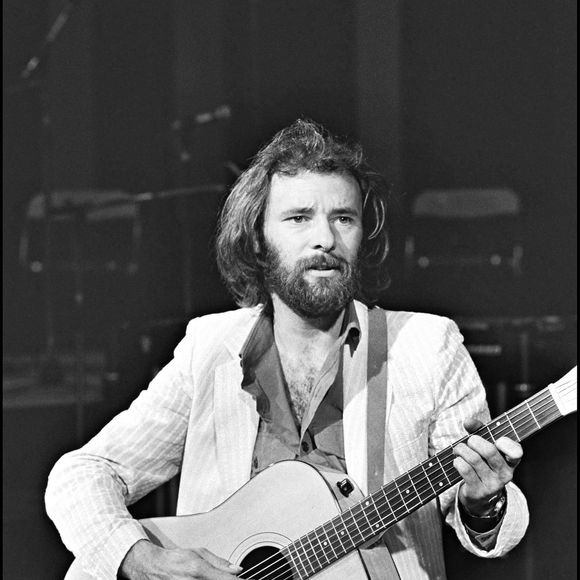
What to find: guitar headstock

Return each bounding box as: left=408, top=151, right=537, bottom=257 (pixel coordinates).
left=549, top=366, right=577, bottom=416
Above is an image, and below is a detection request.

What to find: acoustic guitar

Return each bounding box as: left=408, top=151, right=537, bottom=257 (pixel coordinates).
left=66, top=366, right=576, bottom=579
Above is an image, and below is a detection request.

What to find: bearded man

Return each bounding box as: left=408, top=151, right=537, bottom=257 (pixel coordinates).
left=46, top=120, right=529, bottom=580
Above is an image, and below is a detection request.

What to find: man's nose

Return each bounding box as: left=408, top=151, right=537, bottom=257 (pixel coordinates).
left=311, top=218, right=336, bottom=252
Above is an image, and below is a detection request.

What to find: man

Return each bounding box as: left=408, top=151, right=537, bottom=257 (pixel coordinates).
left=46, top=119, right=529, bottom=579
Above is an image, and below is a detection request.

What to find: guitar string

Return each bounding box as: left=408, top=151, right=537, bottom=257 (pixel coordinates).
left=240, top=379, right=575, bottom=580
left=241, top=382, right=573, bottom=580
left=242, top=385, right=572, bottom=580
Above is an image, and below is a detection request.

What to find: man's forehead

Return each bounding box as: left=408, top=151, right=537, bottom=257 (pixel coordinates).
left=270, top=169, right=356, bottom=184
left=268, top=171, right=361, bottom=202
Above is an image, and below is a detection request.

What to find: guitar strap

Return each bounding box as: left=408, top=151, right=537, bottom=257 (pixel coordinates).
left=359, top=306, right=401, bottom=579
left=366, top=306, right=389, bottom=492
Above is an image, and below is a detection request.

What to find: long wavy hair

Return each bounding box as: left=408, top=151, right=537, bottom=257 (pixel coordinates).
left=216, top=119, right=390, bottom=307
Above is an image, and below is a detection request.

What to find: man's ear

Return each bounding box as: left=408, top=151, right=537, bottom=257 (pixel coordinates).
left=253, top=239, right=261, bottom=254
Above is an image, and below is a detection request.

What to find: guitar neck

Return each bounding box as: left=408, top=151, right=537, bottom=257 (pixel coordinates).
left=280, top=382, right=569, bottom=579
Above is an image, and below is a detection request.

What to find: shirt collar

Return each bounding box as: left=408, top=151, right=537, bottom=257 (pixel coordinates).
left=341, top=301, right=361, bottom=349
left=239, top=311, right=275, bottom=381
left=239, top=301, right=361, bottom=366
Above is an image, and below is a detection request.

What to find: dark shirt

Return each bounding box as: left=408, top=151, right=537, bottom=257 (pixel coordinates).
left=239, top=304, right=360, bottom=477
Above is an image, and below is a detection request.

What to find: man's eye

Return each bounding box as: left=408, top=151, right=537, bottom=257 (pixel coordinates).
left=337, top=216, right=353, bottom=224
left=290, top=216, right=306, bottom=223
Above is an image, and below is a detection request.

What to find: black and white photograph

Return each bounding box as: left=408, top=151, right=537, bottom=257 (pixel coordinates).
left=3, top=1, right=577, bottom=579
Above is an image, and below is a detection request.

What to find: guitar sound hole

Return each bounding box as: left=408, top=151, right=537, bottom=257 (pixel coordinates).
left=238, top=546, right=293, bottom=580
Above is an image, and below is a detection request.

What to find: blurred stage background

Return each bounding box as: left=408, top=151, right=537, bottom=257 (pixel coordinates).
left=3, top=1, right=576, bottom=578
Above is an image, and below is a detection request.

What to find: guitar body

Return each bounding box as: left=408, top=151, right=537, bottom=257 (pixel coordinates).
left=66, top=461, right=391, bottom=579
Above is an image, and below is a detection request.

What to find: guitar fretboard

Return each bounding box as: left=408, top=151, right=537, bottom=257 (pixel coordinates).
left=279, top=384, right=563, bottom=580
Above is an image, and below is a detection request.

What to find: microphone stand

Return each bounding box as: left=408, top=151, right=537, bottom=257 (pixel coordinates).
left=13, top=0, right=86, bottom=444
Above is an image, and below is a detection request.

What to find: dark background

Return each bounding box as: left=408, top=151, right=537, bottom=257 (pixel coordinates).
left=3, top=1, right=576, bottom=579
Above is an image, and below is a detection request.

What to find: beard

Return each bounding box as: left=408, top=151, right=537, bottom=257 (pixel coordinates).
left=262, top=244, right=361, bottom=319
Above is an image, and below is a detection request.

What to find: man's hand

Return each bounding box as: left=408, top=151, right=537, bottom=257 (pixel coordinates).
left=120, top=539, right=243, bottom=579
left=453, top=418, right=523, bottom=516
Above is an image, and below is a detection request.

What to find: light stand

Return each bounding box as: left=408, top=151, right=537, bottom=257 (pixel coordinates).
left=13, top=0, right=86, bottom=443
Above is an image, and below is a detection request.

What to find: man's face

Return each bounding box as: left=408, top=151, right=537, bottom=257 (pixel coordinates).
left=262, top=171, right=364, bottom=318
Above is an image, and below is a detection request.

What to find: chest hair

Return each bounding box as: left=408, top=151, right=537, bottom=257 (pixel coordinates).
left=278, top=348, right=326, bottom=424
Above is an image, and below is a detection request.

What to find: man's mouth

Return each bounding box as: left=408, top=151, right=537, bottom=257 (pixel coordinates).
left=305, top=256, right=342, bottom=269
left=306, top=264, right=340, bottom=277
left=309, top=271, right=337, bottom=277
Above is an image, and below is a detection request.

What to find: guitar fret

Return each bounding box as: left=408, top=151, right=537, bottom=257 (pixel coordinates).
left=419, top=462, right=438, bottom=496
left=400, top=473, right=417, bottom=507
left=437, top=452, right=454, bottom=486
left=320, top=521, right=339, bottom=561
left=405, top=471, right=420, bottom=499
left=485, top=424, right=496, bottom=443
left=408, top=465, right=434, bottom=504
left=504, top=413, right=521, bottom=441
left=341, top=514, right=358, bottom=550
left=347, top=508, right=366, bottom=543
left=313, top=527, right=332, bottom=567
left=305, top=532, right=323, bottom=572
left=309, top=537, right=326, bottom=571
left=393, top=479, right=410, bottom=513
left=368, top=495, right=386, bottom=534
left=330, top=515, right=353, bottom=555
left=531, top=392, right=559, bottom=428
left=489, top=417, right=503, bottom=440
left=291, top=542, right=308, bottom=578
left=399, top=473, right=422, bottom=511
left=295, top=537, right=315, bottom=577
left=526, top=401, right=542, bottom=430
left=386, top=482, right=407, bottom=517
left=357, top=500, right=375, bottom=536
left=423, top=458, right=447, bottom=492
left=492, top=414, right=520, bottom=442
left=520, top=401, right=541, bottom=437
left=283, top=546, right=304, bottom=580
left=377, top=486, right=397, bottom=524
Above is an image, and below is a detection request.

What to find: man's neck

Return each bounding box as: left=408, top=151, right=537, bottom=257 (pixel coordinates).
left=270, top=294, right=346, bottom=351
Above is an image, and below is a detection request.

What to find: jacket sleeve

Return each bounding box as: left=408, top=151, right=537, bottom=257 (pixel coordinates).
left=45, top=321, right=199, bottom=579
left=429, top=318, right=529, bottom=557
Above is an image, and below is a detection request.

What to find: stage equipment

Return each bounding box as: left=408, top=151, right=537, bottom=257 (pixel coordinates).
left=457, top=314, right=577, bottom=416
left=9, top=0, right=92, bottom=443
left=19, top=184, right=225, bottom=444
left=405, top=188, right=523, bottom=276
